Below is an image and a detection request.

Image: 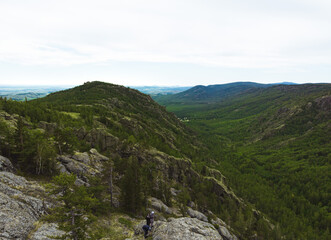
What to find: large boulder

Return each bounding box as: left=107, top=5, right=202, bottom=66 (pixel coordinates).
left=152, top=217, right=223, bottom=240
left=0, top=172, right=48, bottom=239
left=0, top=155, right=15, bottom=172
left=187, top=208, right=208, bottom=222
left=218, top=226, right=238, bottom=240
left=149, top=197, right=173, bottom=215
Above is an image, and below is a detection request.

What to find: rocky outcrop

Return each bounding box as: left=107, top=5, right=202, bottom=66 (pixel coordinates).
left=152, top=218, right=223, bottom=240
left=218, top=226, right=238, bottom=240
left=133, top=195, right=238, bottom=240
left=0, top=171, right=49, bottom=239
left=145, top=149, right=199, bottom=184
left=145, top=149, right=240, bottom=206
left=149, top=197, right=173, bottom=215
left=187, top=208, right=208, bottom=222
left=56, top=148, right=109, bottom=183
left=315, top=95, right=331, bottom=112
left=211, top=217, right=238, bottom=240
left=205, top=167, right=228, bottom=185
left=0, top=155, right=15, bottom=172
left=76, top=127, right=119, bottom=152
left=0, top=111, right=19, bottom=129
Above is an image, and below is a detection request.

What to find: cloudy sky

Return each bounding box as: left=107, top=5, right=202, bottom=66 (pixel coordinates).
left=1, top=0, right=331, bottom=86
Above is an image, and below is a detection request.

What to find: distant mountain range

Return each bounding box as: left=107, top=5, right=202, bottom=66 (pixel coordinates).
left=153, top=82, right=304, bottom=104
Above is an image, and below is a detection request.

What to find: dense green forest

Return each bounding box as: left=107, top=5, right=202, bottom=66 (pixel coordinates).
left=1, top=81, right=330, bottom=239
left=0, top=81, right=281, bottom=239
left=155, top=83, right=331, bottom=239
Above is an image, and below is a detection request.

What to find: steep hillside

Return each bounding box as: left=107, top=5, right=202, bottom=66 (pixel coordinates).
left=0, top=81, right=274, bottom=239
left=155, top=83, right=331, bottom=239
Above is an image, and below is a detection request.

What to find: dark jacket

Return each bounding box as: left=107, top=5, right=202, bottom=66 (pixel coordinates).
left=146, top=215, right=151, bottom=226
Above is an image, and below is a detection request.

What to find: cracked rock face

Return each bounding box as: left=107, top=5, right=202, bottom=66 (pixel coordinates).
left=152, top=217, right=223, bottom=240
left=56, top=148, right=109, bottom=183
left=0, top=171, right=48, bottom=240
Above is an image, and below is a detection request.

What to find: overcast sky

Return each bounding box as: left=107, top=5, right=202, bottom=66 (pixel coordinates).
left=1, top=0, right=331, bottom=86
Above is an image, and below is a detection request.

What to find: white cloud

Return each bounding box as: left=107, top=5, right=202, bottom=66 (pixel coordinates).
left=0, top=0, right=331, bottom=85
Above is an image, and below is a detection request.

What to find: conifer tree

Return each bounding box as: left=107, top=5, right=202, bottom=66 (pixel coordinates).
left=120, top=156, right=144, bottom=215
left=47, top=173, right=98, bottom=240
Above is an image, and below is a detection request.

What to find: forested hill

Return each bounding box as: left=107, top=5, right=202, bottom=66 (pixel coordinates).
left=32, top=81, right=201, bottom=158
left=154, top=82, right=271, bottom=104
left=154, top=83, right=331, bottom=239
left=0, top=81, right=278, bottom=239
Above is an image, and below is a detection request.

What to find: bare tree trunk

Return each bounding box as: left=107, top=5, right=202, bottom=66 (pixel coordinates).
left=58, top=143, right=62, bottom=155
left=36, top=143, right=43, bottom=175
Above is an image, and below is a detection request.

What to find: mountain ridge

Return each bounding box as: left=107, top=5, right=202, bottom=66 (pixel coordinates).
left=154, top=82, right=274, bottom=104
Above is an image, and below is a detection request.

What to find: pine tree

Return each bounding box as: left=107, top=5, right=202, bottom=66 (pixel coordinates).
left=120, top=156, right=145, bottom=215
left=47, top=173, right=98, bottom=240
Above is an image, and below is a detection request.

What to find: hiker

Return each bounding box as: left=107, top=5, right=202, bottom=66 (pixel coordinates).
left=142, top=224, right=151, bottom=238
left=146, top=211, right=155, bottom=228
left=146, top=213, right=151, bottom=226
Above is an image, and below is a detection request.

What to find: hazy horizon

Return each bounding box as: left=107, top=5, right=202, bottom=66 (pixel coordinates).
left=0, top=80, right=306, bottom=88
left=1, top=80, right=330, bottom=89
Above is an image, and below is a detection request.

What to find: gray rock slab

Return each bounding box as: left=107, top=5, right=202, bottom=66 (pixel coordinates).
left=29, top=223, right=65, bottom=240
left=0, top=172, right=47, bottom=239
left=152, top=217, right=223, bottom=240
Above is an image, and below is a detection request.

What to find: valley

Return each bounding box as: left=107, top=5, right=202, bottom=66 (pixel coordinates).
left=154, top=82, right=331, bottom=239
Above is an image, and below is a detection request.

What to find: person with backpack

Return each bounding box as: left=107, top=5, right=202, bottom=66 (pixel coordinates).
left=142, top=224, right=151, bottom=238
left=150, top=211, right=155, bottom=228
left=146, top=211, right=155, bottom=228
